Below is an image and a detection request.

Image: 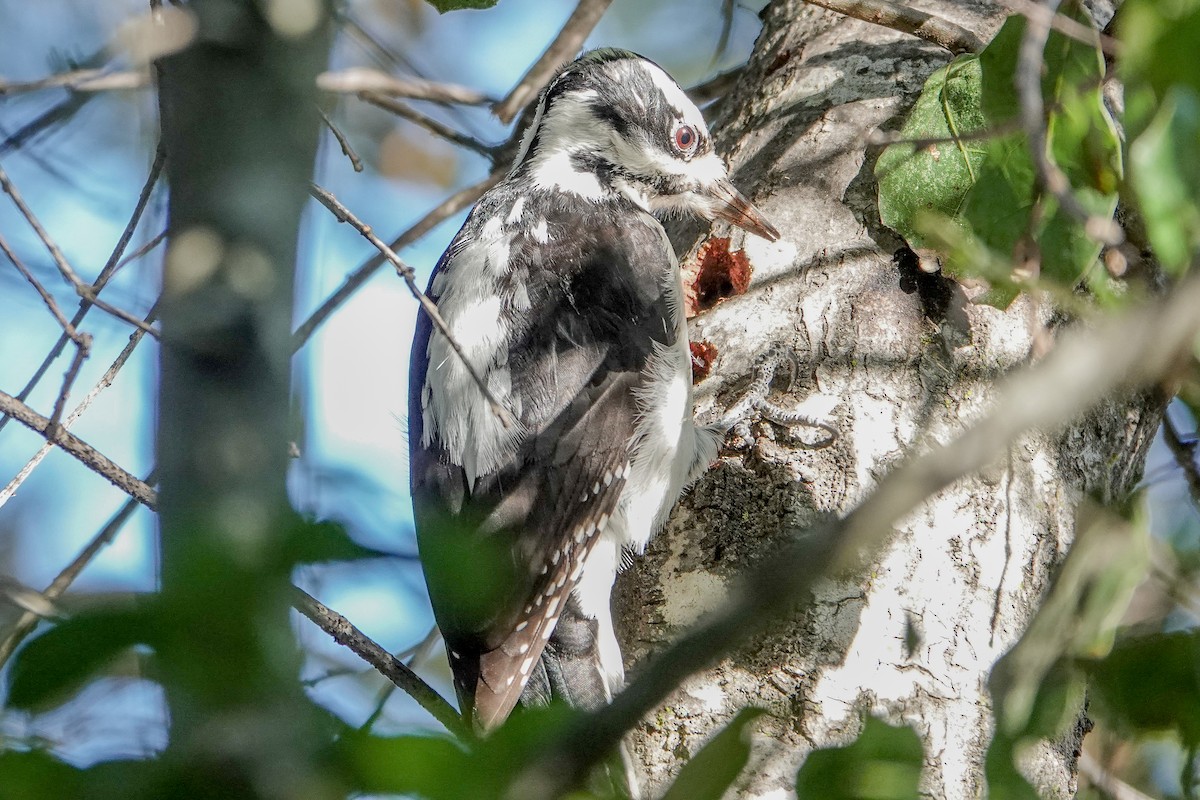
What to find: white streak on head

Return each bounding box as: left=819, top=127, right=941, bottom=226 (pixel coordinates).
left=531, top=218, right=550, bottom=244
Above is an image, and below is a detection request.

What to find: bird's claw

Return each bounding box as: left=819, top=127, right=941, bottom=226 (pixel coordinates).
left=718, top=345, right=838, bottom=449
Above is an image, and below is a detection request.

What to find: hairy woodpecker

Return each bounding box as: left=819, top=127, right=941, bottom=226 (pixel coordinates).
left=409, top=48, right=779, bottom=732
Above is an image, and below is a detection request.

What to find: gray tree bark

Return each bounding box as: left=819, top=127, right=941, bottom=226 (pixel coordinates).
left=614, top=2, right=1160, bottom=798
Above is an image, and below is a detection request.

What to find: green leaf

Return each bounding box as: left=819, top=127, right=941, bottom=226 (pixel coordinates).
left=424, top=0, right=498, bottom=11
left=6, top=606, right=154, bottom=711
left=661, top=708, right=765, bottom=800
left=877, top=6, right=1119, bottom=307
left=1130, top=87, right=1200, bottom=273
left=795, top=717, right=923, bottom=800
left=1083, top=630, right=1200, bottom=746
left=876, top=56, right=986, bottom=253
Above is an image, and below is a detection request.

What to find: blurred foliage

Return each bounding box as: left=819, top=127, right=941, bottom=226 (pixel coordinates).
left=795, top=717, right=923, bottom=800
left=660, top=707, right=764, bottom=800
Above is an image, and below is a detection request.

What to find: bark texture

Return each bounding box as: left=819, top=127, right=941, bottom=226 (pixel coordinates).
left=614, top=2, right=1161, bottom=798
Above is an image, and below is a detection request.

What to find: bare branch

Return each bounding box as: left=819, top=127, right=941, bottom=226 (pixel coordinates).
left=0, top=389, right=157, bottom=509
left=515, top=274, right=1200, bottom=796
left=291, top=586, right=468, bottom=738
left=0, top=68, right=149, bottom=95
left=801, top=0, right=985, bottom=54
left=292, top=170, right=501, bottom=351
left=318, top=107, right=364, bottom=172
left=0, top=484, right=149, bottom=668
left=358, top=91, right=495, bottom=158
left=1016, top=0, right=1122, bottom=246
left=0, top=231, right=87, bottom=344
left=0, top=162, right=87, bottom=287
left=113, top=228, right=168, bottom=275
left=0, top=145, right=164, bottom=434
left=46, top=337, right=92, bottom=432
left=308, top=183, right=515, bottom=430
left=1, top=304, right=158, bottom=510
left=1078, top=753, right=1158, bottom=800
left=0, top=66, right=494, bottom=106
left=493, top=0, right=614, bottom=124
left=318, top=68, right=493, bottom=105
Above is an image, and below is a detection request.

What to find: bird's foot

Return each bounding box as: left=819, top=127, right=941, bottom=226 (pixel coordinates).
left=718, top=345, right=838, bottom=449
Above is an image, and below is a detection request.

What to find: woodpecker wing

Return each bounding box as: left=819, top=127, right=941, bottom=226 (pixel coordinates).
left=409, top=190, right=678, bottom=729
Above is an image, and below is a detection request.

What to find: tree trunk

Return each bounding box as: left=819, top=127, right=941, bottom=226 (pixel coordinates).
left=614, top=2, right=1161, bottom=797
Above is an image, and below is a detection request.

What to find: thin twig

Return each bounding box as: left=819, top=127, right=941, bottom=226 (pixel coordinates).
left=0, top=145, right=164, bottom=434
left=308, top=183, right=515, bottom=430
left=292, top=170, right=500, bottom=351
left=493, top=0, right=614, bottom=124
left=1078, top=753, right=1158, bottom=800
left=0, top=304, right=158, bottom=510
left=1016, top=0, right=1122, bottom=246
left=0, top=66, right=492, bottom=105
left=46, top=337, right=92, bottom=433
left=0, top=389, right=157, bottom=509
left=1162, top=413, right=1200, bottom=510
left=0, top=483, right=150, bottom=668
left=0, top=231, right=87, bottom=344
left=318, top=68, right=493, bottom=105
left=1000, top=0, right=1122, bottom=57
left=291, top=586, right=467, bottom=738
left=801, top=0, right=985, bottom=54
left=358, top=91, right=495, bottom=158
left=510, top=272, right=1200, bottom=797
left=360, top=625, right=442, bottom=733
left=0, top=160, right=158, bottom=336
left=0, top=68, right=149, bottom=95
left=73, top=285, right=160, bottom=337
left=319, top=107, right=363, bottom=172
left=0, top=162, right=87, bottom=287
left=112, top=229, right=167, bottom=275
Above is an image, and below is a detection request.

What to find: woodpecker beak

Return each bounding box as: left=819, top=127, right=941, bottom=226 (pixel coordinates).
left=706, top=180, right=780, bottom=242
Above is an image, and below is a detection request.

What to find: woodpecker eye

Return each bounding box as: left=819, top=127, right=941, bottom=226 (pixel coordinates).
left=673, top=124, right=698, bottom=155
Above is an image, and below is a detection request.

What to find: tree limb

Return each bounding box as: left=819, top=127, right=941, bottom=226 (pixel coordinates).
left=492, top=0, right=614, bottom=124
left=291, top=586, right=468, bottom=738
left=0, top=389, right=157, bottom=509
left=801, top=0, right=985, bottom=54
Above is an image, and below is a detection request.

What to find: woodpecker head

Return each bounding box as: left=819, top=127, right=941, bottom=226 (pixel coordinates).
left=511, top=48, right=780, bottom=242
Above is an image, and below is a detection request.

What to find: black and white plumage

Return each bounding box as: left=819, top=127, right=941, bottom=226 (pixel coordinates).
left=409, top=49, right=779, bottom=733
